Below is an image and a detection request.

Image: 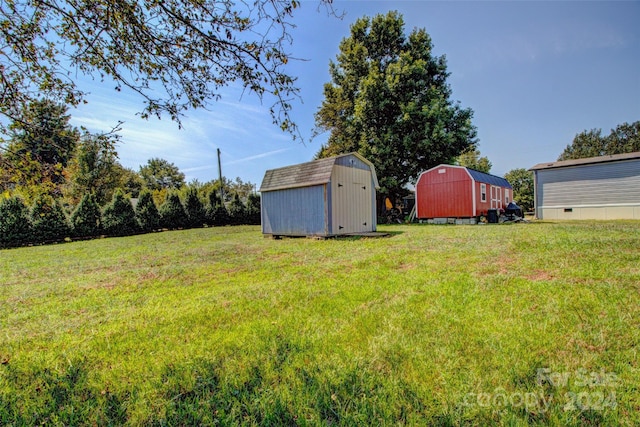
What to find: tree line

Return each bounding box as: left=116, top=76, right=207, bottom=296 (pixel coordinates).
left=0, top=99, right=261, bottom=248
left=558, top=121, right=640, bottom=161
left=0, top=186, right=260, bottom=249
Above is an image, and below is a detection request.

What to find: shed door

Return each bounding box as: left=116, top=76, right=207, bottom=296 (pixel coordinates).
left=332, top=165, right=373, bottom=234
left=490, top=186, right=502, bottom=210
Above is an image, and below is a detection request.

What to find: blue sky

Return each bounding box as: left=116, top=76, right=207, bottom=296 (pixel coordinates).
left=70, top=1, right=640, bottom=188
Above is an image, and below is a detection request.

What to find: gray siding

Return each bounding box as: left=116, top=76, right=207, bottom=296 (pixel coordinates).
left=537, top=158, right=640, bottom=207
left=261, top=185, right=327, bottom=235
left=334, top=155, right=371, bottom=171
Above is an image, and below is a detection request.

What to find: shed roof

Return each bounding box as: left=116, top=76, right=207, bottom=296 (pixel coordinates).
left=529, top=151, right=640, bottom=171
left=260, top=152, right=378, bottom=192
left=466, top=168, right=512, bottom=188
left=420, top=164, right=512, bottom=188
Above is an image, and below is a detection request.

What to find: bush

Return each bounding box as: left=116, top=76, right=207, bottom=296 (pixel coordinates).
left=0, top=196, right=33, bottom=248
left=206, top=190, right=229, bottom=226
left=29, top=194, right=71, bottom=243
left=246, top=193, right=261, bottom=225
left=205, top=190, right=219, bottom=226
left=184, top=187, right=206, bottom=228
left=228, top=193, right=247, bottom=225
left=102, top=189, right=139, bottom=237
left=159, top=192, right=186, bottom=229
left=70, top=193, right=102, bottom=238
left=135, top=190, right=160, bottom=232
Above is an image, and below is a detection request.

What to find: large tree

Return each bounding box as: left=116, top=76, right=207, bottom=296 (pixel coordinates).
left=1, top=99, right=80, bottom=196
left=314, top=11, right=477, bottom=204
left=139, top=158, right=186, bottom=191
left=456, top=148, right=492, bottom=173
left=607, top=121, right=640, bottom=154
left=558, top=121, right=640, bottom=161
left=504, top=168, right=534, bottom=213
left=0, top=0, right=334, bottom=136
left=64, top=131, right=122, bottom=205
left=558, top=129, right=606, bottom=161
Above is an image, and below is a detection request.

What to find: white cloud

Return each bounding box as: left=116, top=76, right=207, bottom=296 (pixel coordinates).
left=68, top=82, right=303, bottom=185
left=226, top=148, right=293, bottom=165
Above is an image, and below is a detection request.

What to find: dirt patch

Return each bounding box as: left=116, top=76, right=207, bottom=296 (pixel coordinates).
left=475, top=254, right=513, bottom=277
left=526, top=270, right=556, bottom=282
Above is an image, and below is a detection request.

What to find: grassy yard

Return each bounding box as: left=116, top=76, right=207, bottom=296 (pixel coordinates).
left=1, top=222, right=638, bottom=426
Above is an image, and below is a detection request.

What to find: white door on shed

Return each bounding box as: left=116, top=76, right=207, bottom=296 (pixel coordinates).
left=332, top=165, right=373, bottom=234
left=490, top=185, right=502, bottom=210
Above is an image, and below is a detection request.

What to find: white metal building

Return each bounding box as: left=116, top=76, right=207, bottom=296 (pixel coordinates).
left=529, top=152, right=640, bottom=220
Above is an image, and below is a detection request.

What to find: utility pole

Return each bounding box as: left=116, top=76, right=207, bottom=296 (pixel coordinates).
left=217, top=148, right=224, bottom=201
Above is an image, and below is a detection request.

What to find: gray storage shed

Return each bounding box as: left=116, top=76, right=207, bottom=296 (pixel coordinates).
left=260, top=152, right=379, bottom=237
left=530, top=151, right=640, bottom=220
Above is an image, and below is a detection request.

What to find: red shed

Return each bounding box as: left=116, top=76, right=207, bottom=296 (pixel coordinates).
left=415, top=165, right=513, bottom=219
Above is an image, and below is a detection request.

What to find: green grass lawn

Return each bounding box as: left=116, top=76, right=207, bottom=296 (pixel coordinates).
left=1, top=222, right=638, bottom=426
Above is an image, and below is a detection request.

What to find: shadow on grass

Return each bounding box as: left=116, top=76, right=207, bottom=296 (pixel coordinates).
left=269, top=230, right=404, bottom=241
left=0, top=339, right=619, bottom=426
left=0, top=358, right=127, bottom=426
left=336, top=230, right=404, bottom=240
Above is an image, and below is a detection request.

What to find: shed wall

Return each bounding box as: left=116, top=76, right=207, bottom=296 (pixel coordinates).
left=334, top=155, right=372, bottom=171
left=331, top=165, right=376, bottom=234
left=535, top=158, right=640, bottom=219
left=260, top=152, right=378, bottom=236
left=416, top=166, right=473, bottom=218
left=261, top=185, right=327, bottom=235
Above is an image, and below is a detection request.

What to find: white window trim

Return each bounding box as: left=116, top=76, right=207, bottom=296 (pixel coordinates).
left=481, top=183, right=487, bottom=202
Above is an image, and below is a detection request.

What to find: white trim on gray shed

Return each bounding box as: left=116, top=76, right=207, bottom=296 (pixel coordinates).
left=529, top=152, right=640, bottom=220
left=260, top=153, right=380, bottom=236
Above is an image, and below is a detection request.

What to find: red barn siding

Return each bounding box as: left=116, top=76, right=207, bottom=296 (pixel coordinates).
left=416, top=165, right=512, bottom=219
left=416, top=166, right=474, bottom=218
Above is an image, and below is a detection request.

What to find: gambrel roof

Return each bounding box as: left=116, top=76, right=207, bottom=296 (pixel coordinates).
left=260, top=152, right=379, bottom=192
left=419, top=164, right=512, bottom=188
left=466, top=168, right=512, bottom=188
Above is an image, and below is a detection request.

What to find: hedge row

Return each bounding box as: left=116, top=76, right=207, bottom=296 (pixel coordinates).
left=0, top=189, right=260, bottom=248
